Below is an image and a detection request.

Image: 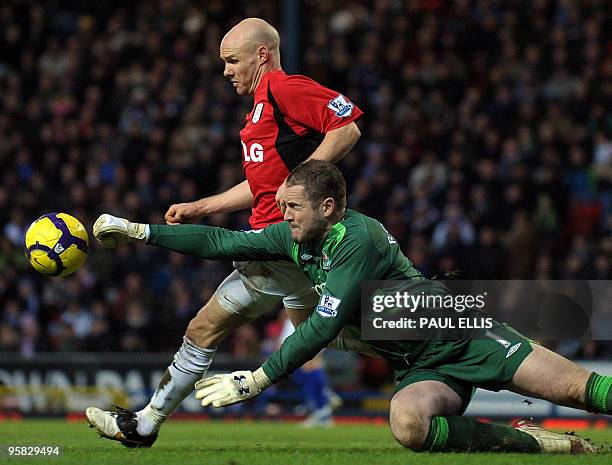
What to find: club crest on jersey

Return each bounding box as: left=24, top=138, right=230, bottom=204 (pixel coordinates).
left=327, top=94, right=354, bottom=117
left=314, top=283, right=326, bottom=295
left=252, top=102, right=264, bottom=123
left=322, top=252, right=332, bottom=271
left=316, top=293, right=341, bottom=318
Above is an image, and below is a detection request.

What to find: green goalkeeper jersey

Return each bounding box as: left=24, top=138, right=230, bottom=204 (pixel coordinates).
left=149, top=209, right=427, bottom=383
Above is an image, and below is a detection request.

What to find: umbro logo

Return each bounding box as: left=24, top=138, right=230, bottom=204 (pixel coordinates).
left=506, top=343, right=522, bottom=358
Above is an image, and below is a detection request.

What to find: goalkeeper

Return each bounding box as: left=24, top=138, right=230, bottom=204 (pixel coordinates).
left=93, top=160, right=609, bottom=453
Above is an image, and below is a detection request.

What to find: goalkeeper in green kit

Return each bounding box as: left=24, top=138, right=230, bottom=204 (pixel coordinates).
left=93, top=160, right=610, bottom=454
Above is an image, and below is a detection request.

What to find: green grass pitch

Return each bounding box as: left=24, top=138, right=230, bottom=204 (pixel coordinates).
left=0, top=419, right=610, bottom=465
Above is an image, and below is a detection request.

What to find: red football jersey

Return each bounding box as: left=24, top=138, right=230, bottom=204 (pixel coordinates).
left=239, top=70, right=363, bottom=229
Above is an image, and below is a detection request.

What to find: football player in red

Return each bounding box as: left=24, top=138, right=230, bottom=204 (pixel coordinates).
left=86, top=18, right=362, bottom=446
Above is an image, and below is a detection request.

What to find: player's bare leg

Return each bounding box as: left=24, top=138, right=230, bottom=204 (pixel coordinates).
left=185, top=294, right=253, bottom=348
left=135, top=295, right=251, bottom=433
left=86, top=293, right=250, bottom=446
left=497, top=343, right=608, bottom=452
left=504, top=343, right=592, bottom=409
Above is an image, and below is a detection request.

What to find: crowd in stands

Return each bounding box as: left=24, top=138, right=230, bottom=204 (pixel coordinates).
left=1, top=1, right=611, bottom=365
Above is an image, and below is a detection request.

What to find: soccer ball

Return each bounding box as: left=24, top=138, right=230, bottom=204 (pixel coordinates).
left=24, top=213, right=89, bottom=277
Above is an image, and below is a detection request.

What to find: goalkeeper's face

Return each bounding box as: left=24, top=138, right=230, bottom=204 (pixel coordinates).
left=281, top=185, right=332, bottom=244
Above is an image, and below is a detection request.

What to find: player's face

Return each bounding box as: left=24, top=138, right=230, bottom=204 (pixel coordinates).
left=220, top=38, right=260, bottom=96
left=281, top=185, right=329, bottom=244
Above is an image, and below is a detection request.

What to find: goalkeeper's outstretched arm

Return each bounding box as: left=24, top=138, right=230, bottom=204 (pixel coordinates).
left=93, top=213, right=292, bottom=262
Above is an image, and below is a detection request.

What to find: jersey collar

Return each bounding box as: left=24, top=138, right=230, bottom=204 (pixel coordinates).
left=292, top=219, right=348, bottom=266
left=254, top=69, right=285, bottom=98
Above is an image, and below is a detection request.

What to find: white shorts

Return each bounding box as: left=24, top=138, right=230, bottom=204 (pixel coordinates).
left=215, top=260, right=319, bottom=318
left=279, top=317, right=296, bottom=343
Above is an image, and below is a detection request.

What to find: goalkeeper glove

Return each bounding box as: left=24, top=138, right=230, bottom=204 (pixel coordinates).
left=194, top=367, right=271, bottom=408
left=93, top=214, right=148, bottom=247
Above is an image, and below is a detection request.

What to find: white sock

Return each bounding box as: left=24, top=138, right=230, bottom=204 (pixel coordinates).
left=136, top=336, right=215, bottom=436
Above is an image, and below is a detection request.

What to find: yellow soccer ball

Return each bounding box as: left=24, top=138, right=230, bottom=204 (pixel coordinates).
left=24, top=213, right=89, bottom=277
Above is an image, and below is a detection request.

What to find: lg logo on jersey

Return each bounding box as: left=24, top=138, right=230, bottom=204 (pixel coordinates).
left=241, top=141, right=264, bottom=162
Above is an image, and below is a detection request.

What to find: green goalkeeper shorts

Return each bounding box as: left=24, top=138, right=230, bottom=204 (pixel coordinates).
left=394, top=323, right=534, bottom=414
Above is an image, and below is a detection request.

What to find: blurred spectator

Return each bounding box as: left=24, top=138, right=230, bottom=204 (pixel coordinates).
left=470, top=226, right=505, bottom=279
left=431, top=205, right=475, bottom=251
left=119, top=300, right=153, bottom=351
left=61, top=302, right=94, bottom=342
left=503, top=210, right=537, bottom=278
left=0, top=323, right=19, bottom=351
left=0, top=0, right=610, bottom=361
